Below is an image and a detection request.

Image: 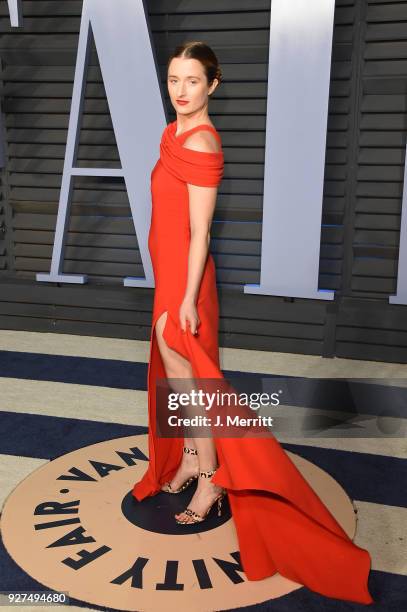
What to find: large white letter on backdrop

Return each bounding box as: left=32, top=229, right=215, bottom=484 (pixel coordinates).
left=23, top=0, right=407, bottom=302
left=7, top=0, right=22, bottom=27
left=36, top=0, right=166, bottom=287
left=244, top=0, right=335, bottom=300
left=389, top=151, right=407, bottom=305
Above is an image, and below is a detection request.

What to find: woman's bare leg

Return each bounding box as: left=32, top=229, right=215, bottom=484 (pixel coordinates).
left=155, top=312, right=223, bottom=521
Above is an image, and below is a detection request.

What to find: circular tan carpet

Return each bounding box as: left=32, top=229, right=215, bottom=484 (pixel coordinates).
left=1, top=435, right=357, bottom=611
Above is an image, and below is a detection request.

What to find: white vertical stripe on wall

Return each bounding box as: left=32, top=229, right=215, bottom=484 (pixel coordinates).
left=389, top=142, right=407, bottom=305
left=7, top=0, right=22, bottom=28
left=245, top=0, right=336, bottom=300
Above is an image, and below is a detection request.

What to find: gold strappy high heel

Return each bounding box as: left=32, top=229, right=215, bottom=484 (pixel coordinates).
left=161, top=446, right=199, bottom=494
left=175, top=467, right=227, bottom=524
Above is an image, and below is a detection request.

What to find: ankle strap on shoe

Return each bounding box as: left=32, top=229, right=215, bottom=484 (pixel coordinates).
left=199, top=467, right=218, bottom=478
left=183, top=446, right=198, bottom=455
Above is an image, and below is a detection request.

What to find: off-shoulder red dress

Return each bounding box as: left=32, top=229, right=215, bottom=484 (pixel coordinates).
left=132, top=119, right=374, bottom=605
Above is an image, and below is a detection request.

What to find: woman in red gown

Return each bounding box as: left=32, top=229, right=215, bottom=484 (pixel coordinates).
left=132, top=41, right=374, bottom=605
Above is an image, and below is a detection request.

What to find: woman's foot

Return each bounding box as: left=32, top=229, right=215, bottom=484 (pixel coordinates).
left=175, top=469, right=224, bottom=523
left=161, top=447, right=199, bottom=493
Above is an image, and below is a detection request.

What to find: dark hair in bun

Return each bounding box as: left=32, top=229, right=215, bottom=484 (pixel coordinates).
left=167, top=41, right=222, bottom=88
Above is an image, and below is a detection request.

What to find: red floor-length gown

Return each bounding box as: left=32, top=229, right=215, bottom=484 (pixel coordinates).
left=132, top=119, right=374, bottom=605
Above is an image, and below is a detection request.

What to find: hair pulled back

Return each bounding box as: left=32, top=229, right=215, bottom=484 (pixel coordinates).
left=167, top=41, right=222, bottom=88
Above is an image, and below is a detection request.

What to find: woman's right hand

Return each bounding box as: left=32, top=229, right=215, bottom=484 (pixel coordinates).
left=179, top=298, right=201, bottom=335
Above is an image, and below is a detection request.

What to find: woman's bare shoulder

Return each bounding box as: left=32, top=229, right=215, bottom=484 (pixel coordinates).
left=182, top=130, right=221, bottom=153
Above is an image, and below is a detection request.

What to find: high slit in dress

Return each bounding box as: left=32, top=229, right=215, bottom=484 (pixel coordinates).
left=132, top=119, right=374, bottom=605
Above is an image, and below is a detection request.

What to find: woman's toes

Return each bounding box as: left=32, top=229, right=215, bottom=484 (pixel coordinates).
left=177, top=512, right=192, bottom=523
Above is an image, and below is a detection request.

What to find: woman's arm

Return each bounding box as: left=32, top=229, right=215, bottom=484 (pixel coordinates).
left=179, top=130, right=220, bottom=334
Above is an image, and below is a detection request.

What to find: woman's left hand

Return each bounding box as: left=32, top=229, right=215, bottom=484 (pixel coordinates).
left=179, top=298, right=200, bottom=335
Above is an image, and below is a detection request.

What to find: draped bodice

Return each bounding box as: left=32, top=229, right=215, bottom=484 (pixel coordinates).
left=158, top=120, right=224, bottom=186
left=149, top=120, right=224, bottom=246
left=148, top=120, right=224, bottom=302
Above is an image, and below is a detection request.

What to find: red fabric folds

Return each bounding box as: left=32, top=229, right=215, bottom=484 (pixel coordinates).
left=132, top=120, right=374, bottom=605
left=159, top=120, right=224, bottom=187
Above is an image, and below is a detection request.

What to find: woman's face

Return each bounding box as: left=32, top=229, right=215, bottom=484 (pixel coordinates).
left=167, top=57, right=217, bottom=117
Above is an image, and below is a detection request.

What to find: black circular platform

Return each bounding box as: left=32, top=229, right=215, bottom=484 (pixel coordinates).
left=124, top=481, right=231, bottom=534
